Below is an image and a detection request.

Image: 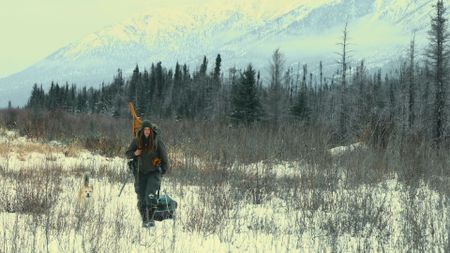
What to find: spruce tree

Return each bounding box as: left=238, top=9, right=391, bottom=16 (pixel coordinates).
left=129, top=65, right=140, bottom=107
left=427, top=0, right=450, bottom=146
left=291, top=64, right=310, bottom=121
left=173, top=62, right=183, bottom=118
left=231, top=64, right=262, bottom=124
left=199, top=56, right=208, bottom=77
left=213, top=54, right=222, bottom=84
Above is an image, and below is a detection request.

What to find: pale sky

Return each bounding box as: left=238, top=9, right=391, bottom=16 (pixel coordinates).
left=2, top=0, right=366, bottom=79
left=0, top=0, right=206, bottom=78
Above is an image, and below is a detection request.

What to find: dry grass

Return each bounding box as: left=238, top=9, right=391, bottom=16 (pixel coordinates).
left=62, top=142, right=85, bottom=157
left=0, top=109, right=450, bottom=251
left=0, top=155, right=448, bottom=252
left=0, top=130, right=55, bottom=153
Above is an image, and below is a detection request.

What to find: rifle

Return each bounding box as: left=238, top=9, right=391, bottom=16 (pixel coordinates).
left=118, top=159, right=136, bottom=197
left=118, top=102, right=141, bottom=197
left=129, top=102, right=142, bottom=137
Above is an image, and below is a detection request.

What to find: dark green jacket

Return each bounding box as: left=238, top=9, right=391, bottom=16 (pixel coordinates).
left=125, top=124, right=168, bottom=174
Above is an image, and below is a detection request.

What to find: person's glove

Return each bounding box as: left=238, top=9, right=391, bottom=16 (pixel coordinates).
left=127, top=159, right=137, bottom=173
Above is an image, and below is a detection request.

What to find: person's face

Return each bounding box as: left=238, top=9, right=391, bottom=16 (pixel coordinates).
left=143, top=127, right=152, bottom=138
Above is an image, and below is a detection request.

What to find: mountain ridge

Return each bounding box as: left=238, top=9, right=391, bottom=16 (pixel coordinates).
left=0, top=0, right=441, bottom=106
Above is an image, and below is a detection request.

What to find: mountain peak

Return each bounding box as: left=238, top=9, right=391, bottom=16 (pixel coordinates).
left=0, top=0, right=440, bottom=107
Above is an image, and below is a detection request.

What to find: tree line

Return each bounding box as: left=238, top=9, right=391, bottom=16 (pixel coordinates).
left=26, top=0, right=449, bottom=147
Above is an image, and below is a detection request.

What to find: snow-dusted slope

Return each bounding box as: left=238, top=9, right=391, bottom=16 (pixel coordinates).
left=0, top=0, right=440, bottom=107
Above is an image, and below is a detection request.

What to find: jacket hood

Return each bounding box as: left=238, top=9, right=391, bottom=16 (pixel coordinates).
left=139, top=120, right=160, bottom=136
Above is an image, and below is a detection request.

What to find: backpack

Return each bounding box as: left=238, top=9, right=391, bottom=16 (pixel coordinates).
left=153, top=194, right=177, bottom=221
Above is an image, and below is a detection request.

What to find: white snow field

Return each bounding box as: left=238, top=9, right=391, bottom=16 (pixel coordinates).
left=0, top=128, right=448, bottom=252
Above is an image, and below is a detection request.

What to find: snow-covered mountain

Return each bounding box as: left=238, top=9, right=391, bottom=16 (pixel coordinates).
left=0, top=0, right=441, bottom=107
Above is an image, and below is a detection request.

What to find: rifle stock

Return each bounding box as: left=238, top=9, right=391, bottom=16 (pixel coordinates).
left=128, top=102, right=142, bottom=137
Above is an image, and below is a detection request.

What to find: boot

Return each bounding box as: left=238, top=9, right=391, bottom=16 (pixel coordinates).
left=143, top=220, right=155, bottom=228
left=142, top=207, right=155, bottom=228
left=139, top=208, right=148, bottom=225
left=148, top=206, right=157, bottom=221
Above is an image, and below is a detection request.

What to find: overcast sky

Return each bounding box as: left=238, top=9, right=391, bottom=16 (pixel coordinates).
left=0, top=0, right=208, bottom=78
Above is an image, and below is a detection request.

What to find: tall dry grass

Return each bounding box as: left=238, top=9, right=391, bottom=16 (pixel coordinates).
left=0, top=108, right=449, bottom=251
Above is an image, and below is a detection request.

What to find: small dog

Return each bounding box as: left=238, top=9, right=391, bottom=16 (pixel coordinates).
left=77, top=174, right=93, bottom=209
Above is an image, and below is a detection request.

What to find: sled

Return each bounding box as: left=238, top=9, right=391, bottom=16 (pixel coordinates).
left=153, top=193, right=177, bottom=221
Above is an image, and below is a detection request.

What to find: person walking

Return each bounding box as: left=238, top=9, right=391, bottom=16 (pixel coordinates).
left=126, top=120, right=168, bottom=228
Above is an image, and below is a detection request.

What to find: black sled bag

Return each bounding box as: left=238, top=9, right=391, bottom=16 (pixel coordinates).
left=153, top=194, right=177, bottom=221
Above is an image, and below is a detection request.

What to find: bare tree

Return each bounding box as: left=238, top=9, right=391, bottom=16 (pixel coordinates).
left=408, top=35, right=416, bottom=129
left=338, top=22, right=349, bottom=90
left=264, top=49, right=289, bottom=126
left=337, top=22, right=351, bottom=141
left=270, top=49, right=286, bottom=89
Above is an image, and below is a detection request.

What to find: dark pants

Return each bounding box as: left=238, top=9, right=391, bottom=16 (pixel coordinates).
left=134, top=171, right=161, bottom=222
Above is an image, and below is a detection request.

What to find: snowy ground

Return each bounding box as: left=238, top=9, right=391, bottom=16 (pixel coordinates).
left=0, top=128, right=448, bottom=252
